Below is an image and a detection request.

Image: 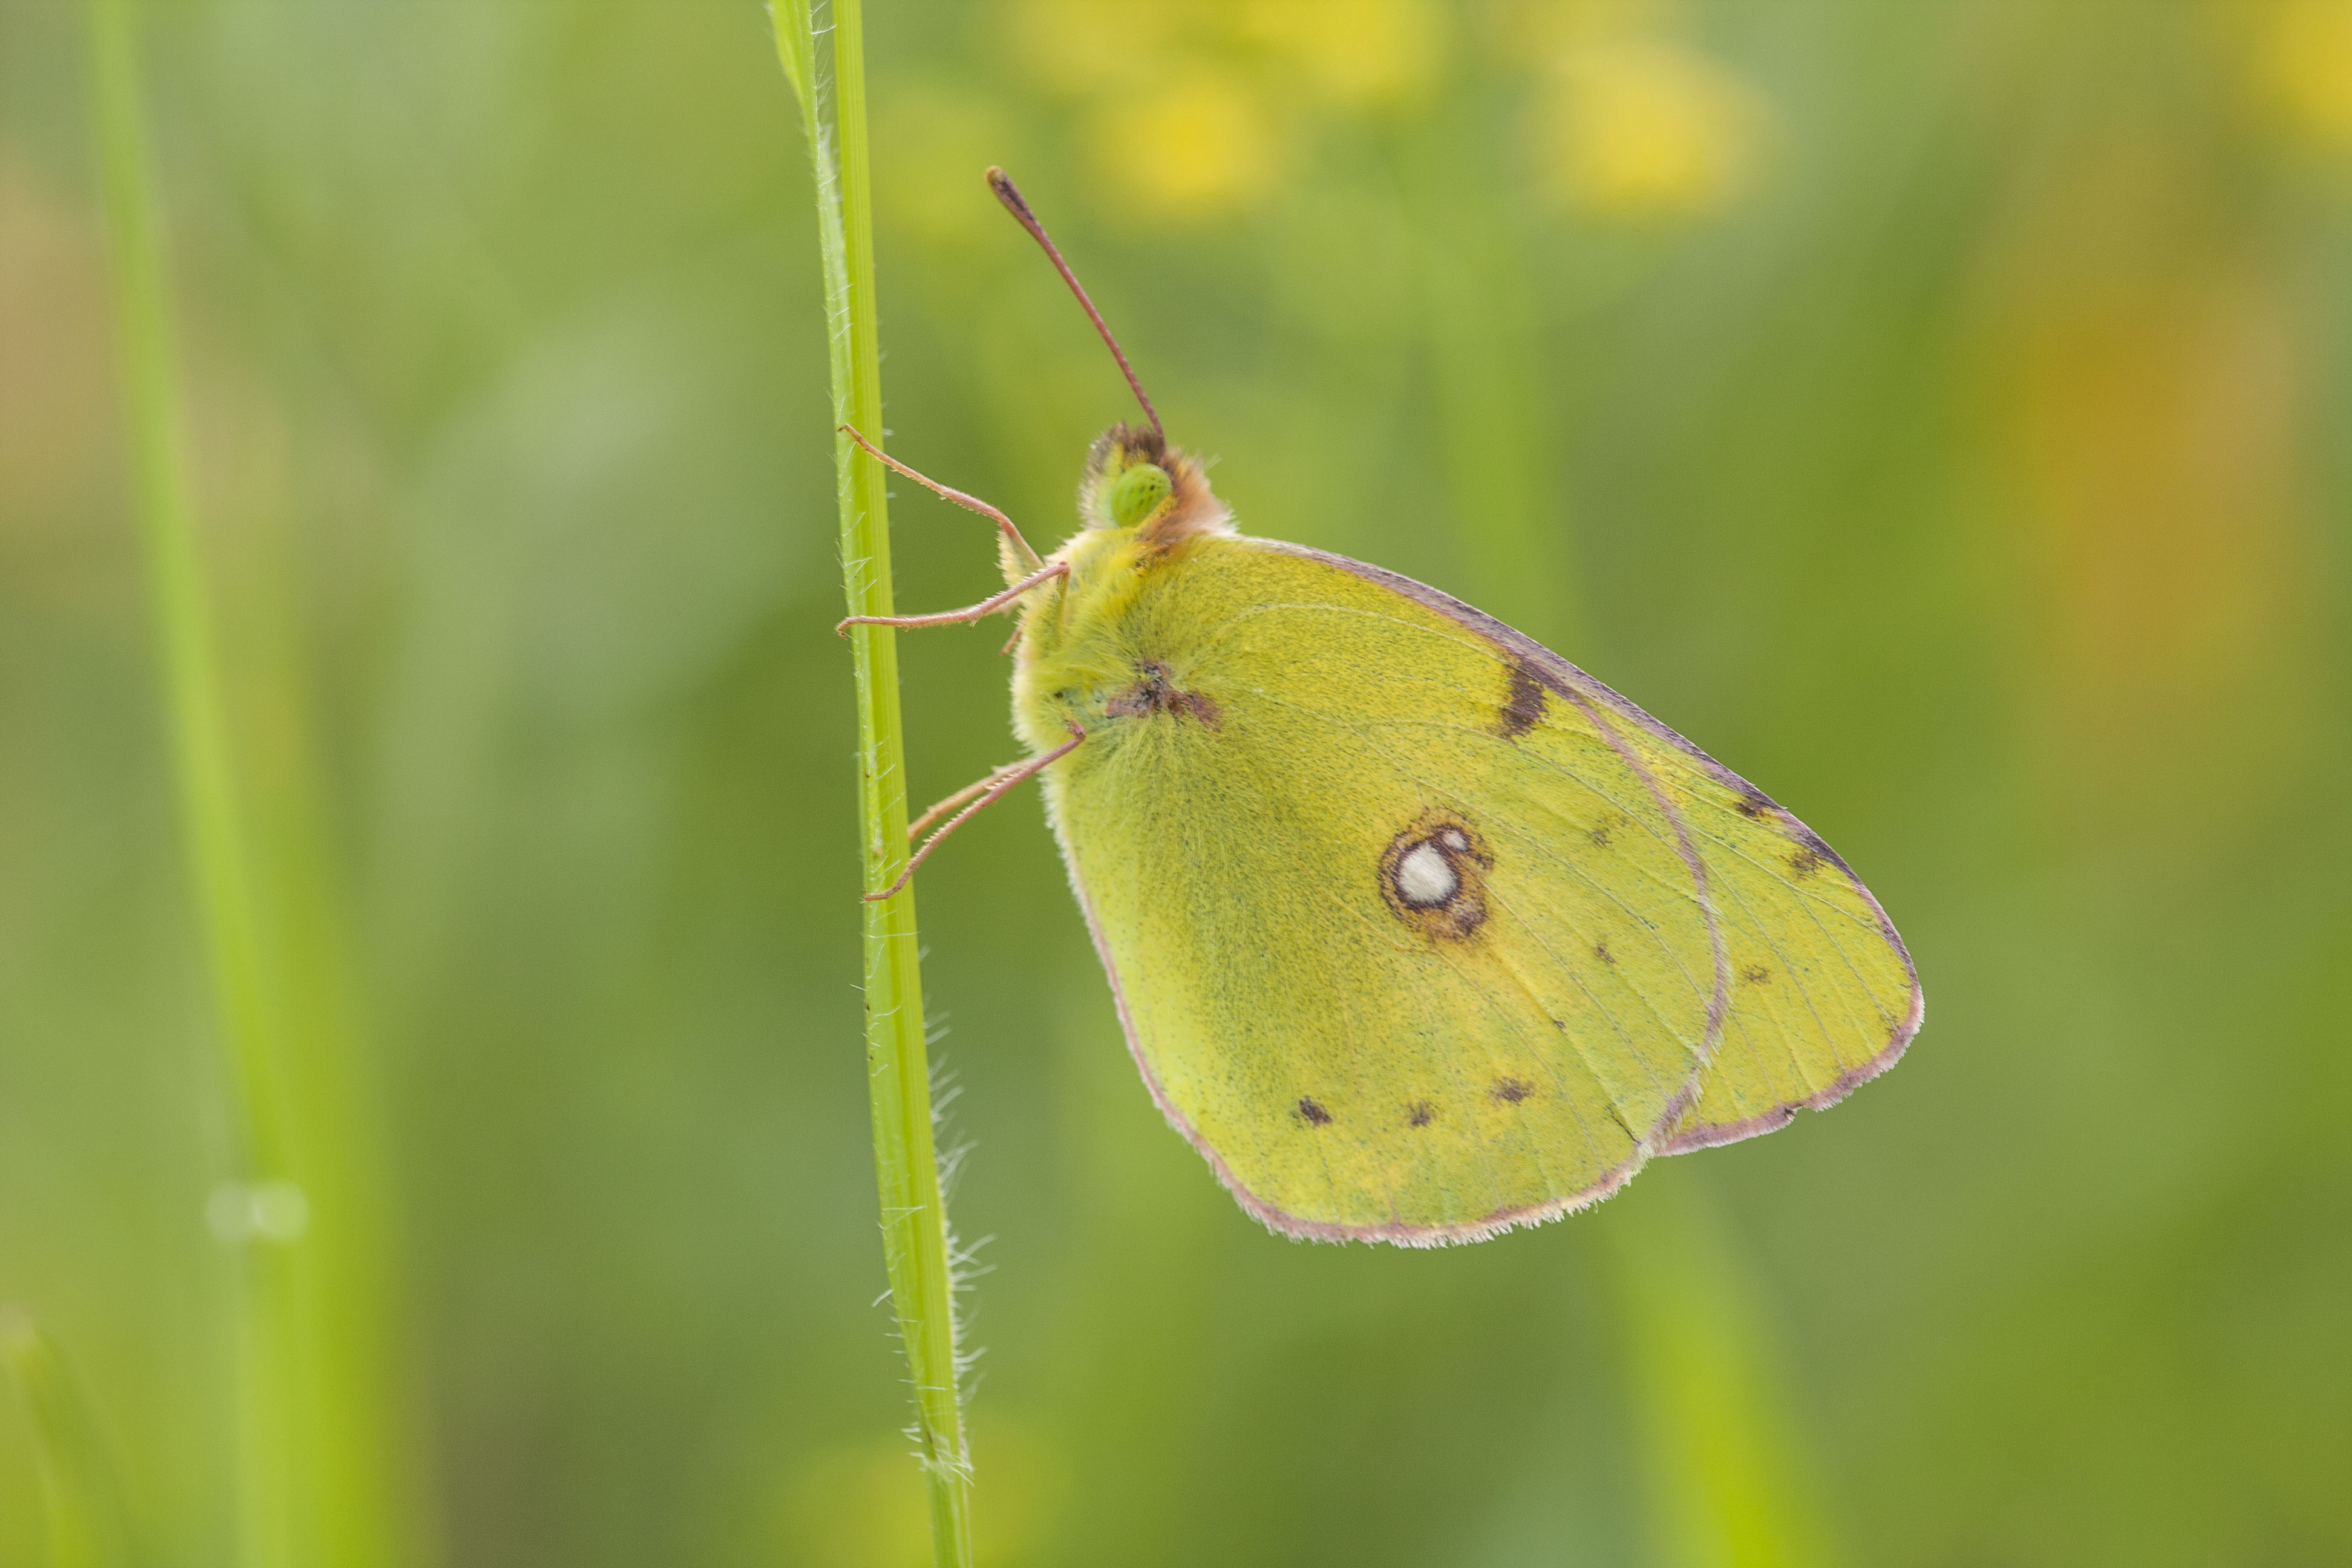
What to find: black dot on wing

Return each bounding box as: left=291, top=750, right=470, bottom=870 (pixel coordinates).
left=1407, top=1100, right=1434, bottom=1128
left=1491, top=1077, right=1534, bottom=1105
left=1298, top=1096, right=1333, bottom=1126
left=1594, top=939, right=1615, bottom=965
left=1743, top=964, right=1772, bottom=984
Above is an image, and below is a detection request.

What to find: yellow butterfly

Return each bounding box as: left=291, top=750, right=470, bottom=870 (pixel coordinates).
left=848, top=170, right=1921, bottom=1246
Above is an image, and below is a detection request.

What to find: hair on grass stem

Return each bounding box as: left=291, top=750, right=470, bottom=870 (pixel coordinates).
left=770, top=1, right=977, bottom=1560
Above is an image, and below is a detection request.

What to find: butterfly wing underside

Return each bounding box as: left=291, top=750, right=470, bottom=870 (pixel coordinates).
left=1043, top=537, right=1919, bottom=1243
left=1334, top=548, right=1924, bottom=1152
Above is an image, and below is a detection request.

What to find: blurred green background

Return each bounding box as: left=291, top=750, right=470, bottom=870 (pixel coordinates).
left=4, top=0, right=2350, bottom=1564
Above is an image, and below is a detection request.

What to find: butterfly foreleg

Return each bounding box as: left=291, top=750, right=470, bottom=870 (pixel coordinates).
left=864, top=722, right=1086, bottom=903
left=839, top=423, right=1044, bottom=571
left=835, top=558, right=1068, bottom=635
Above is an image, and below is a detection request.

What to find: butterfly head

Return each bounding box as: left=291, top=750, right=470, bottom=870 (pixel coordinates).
left=1082, top=422, right=1231, bottom=546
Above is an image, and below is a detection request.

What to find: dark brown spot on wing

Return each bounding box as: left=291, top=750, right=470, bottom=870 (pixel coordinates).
left=1491, top=1077, right=1534, bottom=1105
left=1406, top=1100, right=1435, bottom=1128
left=1297, top=1096, right=1333, bottom=1126
left=1743, top=964, right=1771, bottom=984
left=1105, top=659, right=1221, bottom=730
left=1788, top=846, right=1824, bottom=880
left=1734, top=793, right=1772, bottom=818
left=1594, top=939, right=1615, bottom=965
left=1498, top=662, right=1546, bottom=739
left=1100, top=664, right=1161, bottom=720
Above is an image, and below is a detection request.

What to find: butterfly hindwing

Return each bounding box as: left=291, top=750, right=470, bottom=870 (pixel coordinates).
left=1571, top=684, right=1922, bottom=1151
left=1264, top=543, right=1922, bottom=1161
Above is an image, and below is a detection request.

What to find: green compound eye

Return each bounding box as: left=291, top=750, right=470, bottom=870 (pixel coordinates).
left=1108, top=463, right=1172, bottom=527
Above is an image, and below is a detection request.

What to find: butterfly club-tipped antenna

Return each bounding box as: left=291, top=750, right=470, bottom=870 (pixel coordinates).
left=987, top=166, right=1163, bottom=443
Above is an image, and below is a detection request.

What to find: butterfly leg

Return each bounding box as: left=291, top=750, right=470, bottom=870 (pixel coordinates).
left=909, top=761, right=1027, bottom=839
left=840, top=423, right=1044, bottom=568
left=837, top=559, right=1068, bottom=635
left=864, top=722, right=1086, bottom=902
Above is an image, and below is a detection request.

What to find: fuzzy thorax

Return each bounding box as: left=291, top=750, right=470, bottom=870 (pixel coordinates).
left=1008, top=424, right=1233, bottom=759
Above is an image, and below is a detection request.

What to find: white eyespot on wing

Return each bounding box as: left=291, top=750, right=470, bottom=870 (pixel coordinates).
left=1396, top=841, right=1459, bottom=907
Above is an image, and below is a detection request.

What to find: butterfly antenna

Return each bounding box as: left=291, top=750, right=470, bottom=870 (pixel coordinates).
left=987, top=166, right=1163, bottom=443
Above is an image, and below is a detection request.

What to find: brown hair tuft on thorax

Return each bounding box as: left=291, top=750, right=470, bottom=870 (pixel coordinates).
left=1083, top=420, right=1232, bottom=548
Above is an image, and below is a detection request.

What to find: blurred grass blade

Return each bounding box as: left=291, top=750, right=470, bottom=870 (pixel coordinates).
left=82, top=0, right=286, bottom=1555
left=770, top=0, right=814, bottom=117
left=1598, top=1175, right=1839, bottom=1568
left=1396, top=93, right=1570, bottom=650
left=81, top=2, right=415, bottom=1566
left=1, top=1310, right=139, bottom=1568
left=768, top=2, right=976, bottom=1563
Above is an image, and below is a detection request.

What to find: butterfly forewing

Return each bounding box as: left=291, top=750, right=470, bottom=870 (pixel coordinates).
left=1047, top=538, right=1728, bottom=1242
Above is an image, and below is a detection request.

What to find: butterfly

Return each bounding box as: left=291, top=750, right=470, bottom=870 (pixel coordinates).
left=844, top=169, right=1922, bottom=1246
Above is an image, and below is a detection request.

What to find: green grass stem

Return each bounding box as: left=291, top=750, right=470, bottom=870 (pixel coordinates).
left=1598, top=1177, right=1838, bottom=1567
left=769, top=4, right=975, bottom=1563
left=82, top=4, right=412, bottom=1565
left=1, top=1310, right=139, bottom=1568
left=1414, top=92, right=1831, bottom=1563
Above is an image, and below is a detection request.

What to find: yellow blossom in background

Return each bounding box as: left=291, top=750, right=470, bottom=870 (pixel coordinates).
left=0, top=161, right=113, bottom=526
left=1975, top=125, right=2320, bottom=835
left=1234, top=0, right=1444, bottom=107
left=1532, top=36, right=1767, bottom=223
left=1002, top=0, right=1448, bottom=223
left=2249, top=0, right=2352, bottom=150
left=1005, top=0, right=1185, bottom=98
left=1086, top=68, right=1285, bottom=221
left=1488, top=0, right=1671, bottom=59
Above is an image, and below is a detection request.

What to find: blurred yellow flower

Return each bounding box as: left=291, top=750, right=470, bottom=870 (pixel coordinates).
left=0, top=160, right=113, bottom=528
left=1007, top=0, right=1184, bottom=97
left=1088, top=69, right=1285, bottom=221
left=1532, top=37, right=1767, bottom=223
left=1235, top=0, right=1444, bottom=106
left=1489, top=0, right=1668, bottom=59
left=2250, top=0, right=2352, bottom=149
left=1980, top=132, right=2318, bottom=820
left=1002, top=0, right=1451, bottom=223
